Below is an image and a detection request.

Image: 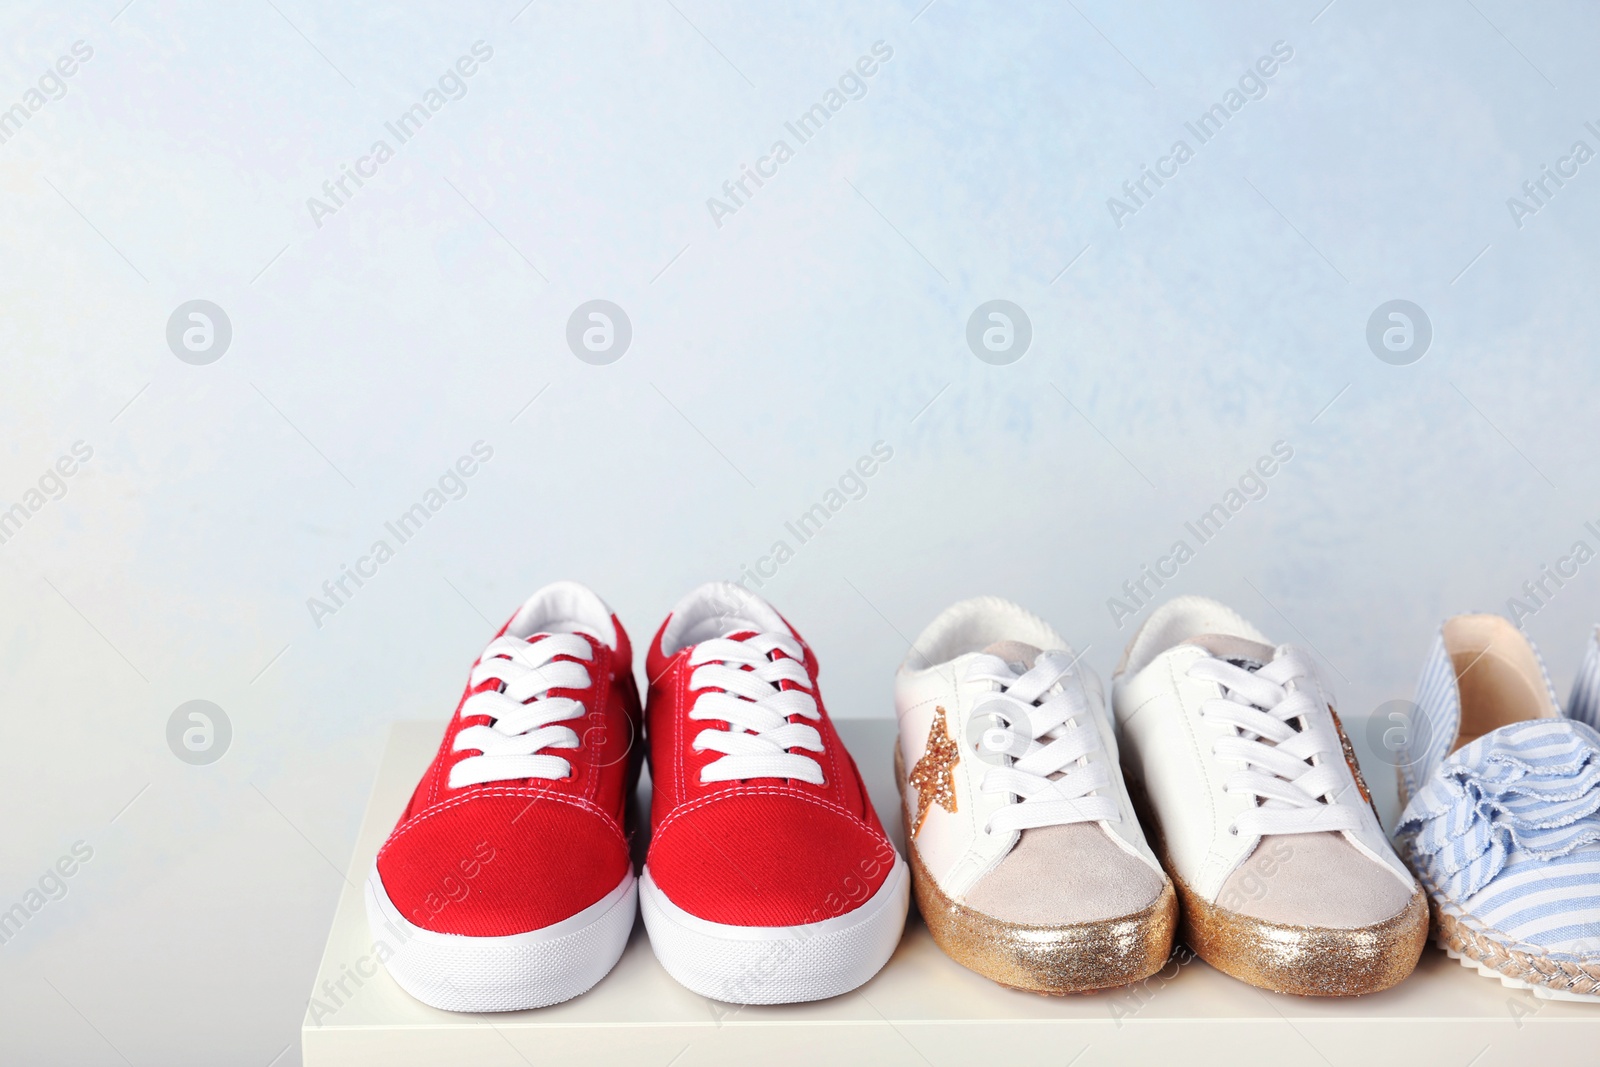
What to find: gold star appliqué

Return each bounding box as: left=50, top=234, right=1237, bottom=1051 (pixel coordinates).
left=908, top=705, right=960, bottom=836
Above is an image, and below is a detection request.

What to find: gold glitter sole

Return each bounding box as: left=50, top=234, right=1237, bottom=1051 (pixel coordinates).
left=1168, top=866, right=1428, bottom=997
left=1129, top=774, right=1428, bottom=996
left=895, top=744, right=1179, bottom=994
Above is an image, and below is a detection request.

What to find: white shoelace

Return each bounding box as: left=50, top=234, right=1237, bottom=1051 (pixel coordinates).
left=449, top=633, right=594, bottom=788
left=1188, top=649, right=1361, bottom=838
left=966, top=650, right=1119, bottom=835
left=688, top=632, right=826, bottom=785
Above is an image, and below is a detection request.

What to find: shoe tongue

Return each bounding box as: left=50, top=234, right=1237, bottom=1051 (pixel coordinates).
left=713, top=627, right=788, bottom=661
left=1183, top=633, right=1276, bottom=671
left=527, top=623, right=603, bottom=642
left=982, top=640, right=1044, bottom=673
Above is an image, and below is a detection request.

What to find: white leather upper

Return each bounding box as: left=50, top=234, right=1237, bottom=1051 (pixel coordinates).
left=1111, top=600, right=1415, bottom=903
left=895, top=598, right=1163, bottom=900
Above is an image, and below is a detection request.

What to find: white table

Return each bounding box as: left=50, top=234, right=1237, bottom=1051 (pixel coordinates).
left=303, top=720, right=1596, bottom=1066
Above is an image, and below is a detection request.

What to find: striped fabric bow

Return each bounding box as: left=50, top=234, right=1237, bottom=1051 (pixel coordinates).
left=1398, top=719, right=1600, bottom=899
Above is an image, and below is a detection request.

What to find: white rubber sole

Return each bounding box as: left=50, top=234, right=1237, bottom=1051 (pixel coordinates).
left=639, top=857, right=909, bottom=1004
left=364, top=864, right=637, bottom=1012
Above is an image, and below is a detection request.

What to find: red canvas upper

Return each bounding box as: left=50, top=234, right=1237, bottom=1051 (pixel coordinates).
left=376, top=610, right=641, bottom=937
left=644, top=598, right=895, bottom=929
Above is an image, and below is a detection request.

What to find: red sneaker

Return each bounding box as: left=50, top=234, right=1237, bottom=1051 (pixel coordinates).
left=640, top=582, right=908, bottom=1003
left=365, top=582, right=642, bottom=1011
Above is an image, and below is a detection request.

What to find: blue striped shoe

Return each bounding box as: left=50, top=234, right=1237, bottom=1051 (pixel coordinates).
left=1394, top=614, right=1600, bottom=1001
left=1568, top=626, right=1600, bottom=733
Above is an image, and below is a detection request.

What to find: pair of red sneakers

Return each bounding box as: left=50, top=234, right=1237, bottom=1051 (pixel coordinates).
left=365, top=581, right=908, bottom=1011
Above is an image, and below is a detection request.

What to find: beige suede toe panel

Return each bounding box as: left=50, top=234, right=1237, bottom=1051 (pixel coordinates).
left=962, top=823, right=1163, bottom=926
left=1219, top=831, right=1412, bottom=929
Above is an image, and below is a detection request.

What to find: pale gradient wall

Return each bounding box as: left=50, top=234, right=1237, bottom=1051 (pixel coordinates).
left=3, top=1, right=1599, bottom=1063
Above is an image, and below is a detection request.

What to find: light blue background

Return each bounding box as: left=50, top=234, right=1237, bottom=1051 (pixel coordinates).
left=3, top=1, right=1599, bottom=1062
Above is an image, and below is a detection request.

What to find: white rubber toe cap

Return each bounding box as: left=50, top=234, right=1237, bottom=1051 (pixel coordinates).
left=640, top=856, right=909, bottom=1005
left=364, top=864, right=637, bottom=1013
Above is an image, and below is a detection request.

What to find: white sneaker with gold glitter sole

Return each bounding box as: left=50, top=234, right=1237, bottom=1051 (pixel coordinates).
left=1111, top=595, right=1428, bottom=997
left=894, top=596, right=1175, bottom=993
